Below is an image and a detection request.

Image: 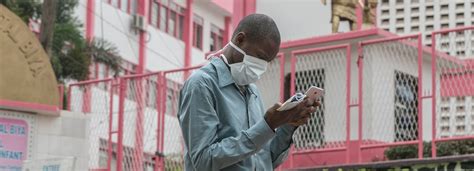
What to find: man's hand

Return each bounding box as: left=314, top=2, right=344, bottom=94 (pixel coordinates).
left=264, top=99, right=321, bottom=130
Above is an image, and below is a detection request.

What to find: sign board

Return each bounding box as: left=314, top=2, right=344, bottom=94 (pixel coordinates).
left=0, top=118, right=28, bottom=171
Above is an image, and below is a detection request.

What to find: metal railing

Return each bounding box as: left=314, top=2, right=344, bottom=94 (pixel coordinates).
left=66, top=26, right=474, bottom=170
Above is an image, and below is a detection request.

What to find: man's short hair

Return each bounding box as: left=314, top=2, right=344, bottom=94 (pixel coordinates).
left=232, top=14, right=281, bottom=45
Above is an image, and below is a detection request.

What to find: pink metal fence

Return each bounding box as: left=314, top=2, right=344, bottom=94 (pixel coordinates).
left=359, top=34, right=424, bottom=159
left=68, top=66, right=200, bottom=171
left=288, top=44, right=352, bottom=165
left=66, top=26, right=474, bottom=170
left=431, top=26, right=474, bottom=158
left=68, top=78, right=116, bottom=170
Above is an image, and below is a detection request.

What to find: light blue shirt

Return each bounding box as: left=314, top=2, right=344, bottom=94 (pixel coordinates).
left=178, top=57, right=296, bottom=171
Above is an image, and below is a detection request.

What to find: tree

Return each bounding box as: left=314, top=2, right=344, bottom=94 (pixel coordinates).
left=1, top=0, right=121, bottom=83
left=39, top=0, right=57, bottom=57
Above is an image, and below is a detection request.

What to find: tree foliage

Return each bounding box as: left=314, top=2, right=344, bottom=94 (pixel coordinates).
left=1, top=0, right=121, bottom=83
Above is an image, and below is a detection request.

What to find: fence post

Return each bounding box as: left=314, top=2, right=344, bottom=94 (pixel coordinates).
left=431, top=32, right=438, bottom=158
left=67, top=85, right=72, bottom=111
left=159, top=73, right=167, bottom=171
left=58, top=85, right=64, bottom=109
left=134, top=77, right=145, bottom=171
left=154, top=72, right=164, bottom=171
left=357, top=43, right=363, bottom=163
left=117, top=78, right=126, bottom=171
left=417, top=34, right=424, bottom=159
left=345, top=45, right=352, bottom=164
left=107, top=79, right=117, bottom=171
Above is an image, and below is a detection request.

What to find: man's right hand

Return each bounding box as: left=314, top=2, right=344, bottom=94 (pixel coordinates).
left=264, top=99, right=318, bottom=130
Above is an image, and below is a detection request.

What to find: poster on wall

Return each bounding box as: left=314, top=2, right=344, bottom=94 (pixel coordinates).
left=0, top=118, right=28, bottom=171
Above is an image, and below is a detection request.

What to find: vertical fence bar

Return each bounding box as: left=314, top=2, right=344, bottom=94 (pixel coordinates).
left=58, top=85, right=64, bottom=109
left=345, top=45, right=352, bottom=163
left=357, top=43, right=363, bottom=163
left=117, top=78, right=126, bottom=171
left=133, top=77, right=145, bottom=171
left=417, top=34, right=424, bottom=159
left=289, top=53, right=297, bottom=168
left=154, top=72, right=163, bottom=171
left=67, top=85, right=72, bottom=111
left=83, top=84, right=91, bottom=113
left=279, top=53, right=285, bottom=102
left=107, top=80, right=115, bottom=170
left=159, top=74, right=167, bottom=171
left=431, top=32, right=438, bottom=158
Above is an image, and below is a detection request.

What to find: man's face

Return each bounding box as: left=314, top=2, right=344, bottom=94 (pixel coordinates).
left=233, top=33, right=280, bottom=63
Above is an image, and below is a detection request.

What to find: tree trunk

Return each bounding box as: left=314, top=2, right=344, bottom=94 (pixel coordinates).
left=39, top=0, right=57, bottom=57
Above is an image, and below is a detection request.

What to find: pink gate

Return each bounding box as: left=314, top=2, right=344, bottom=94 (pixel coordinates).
left=431, top=26, right=474, bottom=157
left=287, top=44, right=352, bottom=167
left=358, top=34, right=424, bottom=160
left=68, top=78, right=118, bottom=170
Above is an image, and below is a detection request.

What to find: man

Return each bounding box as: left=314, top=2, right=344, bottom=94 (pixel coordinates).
left=178, top=14, right=319, bottom=171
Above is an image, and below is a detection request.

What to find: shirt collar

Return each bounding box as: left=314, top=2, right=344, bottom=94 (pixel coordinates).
left=210, top=56, right=235, bottom=87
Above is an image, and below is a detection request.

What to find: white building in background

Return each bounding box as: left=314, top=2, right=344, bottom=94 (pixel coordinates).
left=376, top=0, right=474, bottom=138
left=66, top=0, right=473, bottom=169
left=73, top=0, right=232, bottom=78
left=377, top=0, right=473, bottom=47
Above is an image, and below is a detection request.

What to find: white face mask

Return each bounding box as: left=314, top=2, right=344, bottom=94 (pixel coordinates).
left=228, top=42, right=268, bottom=85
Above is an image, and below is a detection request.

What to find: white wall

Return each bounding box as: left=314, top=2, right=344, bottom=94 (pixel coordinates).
left=256, top=0, right=351, bottom=42
left=75, top=0, right=228, bottom=72
left=93, top=1, right=140, bottom=65
left=362, top=43, right=434, bottom=142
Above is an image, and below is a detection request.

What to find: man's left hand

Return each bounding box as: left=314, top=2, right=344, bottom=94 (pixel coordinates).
left=288, top=99, right=321, bottom=126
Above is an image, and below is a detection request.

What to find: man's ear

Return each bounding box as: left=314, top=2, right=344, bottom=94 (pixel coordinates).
left=234, top=32, right=246, bottom=46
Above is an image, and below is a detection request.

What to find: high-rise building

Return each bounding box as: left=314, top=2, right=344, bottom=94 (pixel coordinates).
left=378, top=0, right=473, bottom=48
left=377, top=0, right=474, bottom=138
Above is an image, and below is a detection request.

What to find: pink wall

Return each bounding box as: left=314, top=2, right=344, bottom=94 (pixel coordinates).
left=440, top=59, right=474, bottom=97
left=277, top=141, right=387, bottom=170
left=212, top=0, right=233, bottom=14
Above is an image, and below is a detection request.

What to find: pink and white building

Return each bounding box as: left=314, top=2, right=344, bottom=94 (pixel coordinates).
left=64, top=0, right=473, bottom=170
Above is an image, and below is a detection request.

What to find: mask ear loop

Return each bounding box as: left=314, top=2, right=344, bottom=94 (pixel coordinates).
left=228, top=41, right=246, bottom=55
left=206, top=43, right=230, bottom=60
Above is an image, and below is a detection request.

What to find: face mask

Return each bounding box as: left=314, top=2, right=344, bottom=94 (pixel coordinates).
left=228, top=42, right=268, bottom=85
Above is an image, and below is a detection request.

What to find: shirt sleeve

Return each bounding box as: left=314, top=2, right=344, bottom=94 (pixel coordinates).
left=269, top=124, right=296, bottom=168
left=178, top=81, right=276, bottom=171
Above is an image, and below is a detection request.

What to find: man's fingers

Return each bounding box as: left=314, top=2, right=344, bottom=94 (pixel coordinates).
left=270, top=103, right=282, bottom=110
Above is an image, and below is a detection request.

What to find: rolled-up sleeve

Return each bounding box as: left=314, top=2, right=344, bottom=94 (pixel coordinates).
left=178, top=81, right=276, bottom=171
left=269, top=124, right=296, bottom=168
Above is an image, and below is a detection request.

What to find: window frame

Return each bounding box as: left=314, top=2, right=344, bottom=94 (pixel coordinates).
left=210, top=24, right=224, bottom=51
left=148, top=0, right=185, bottom=40
left=193, top=14, right=204, bottom=50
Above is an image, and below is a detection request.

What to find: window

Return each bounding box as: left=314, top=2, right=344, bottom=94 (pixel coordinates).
left=107, top=0, right=135, bottom=13
left=149, top=0, right=185, bottom=39
left=111, top=0, right=119, bottom=8
left=121, top=0, right=128, bottom=12
left=193, top=15, right=203, bottom=49
left=441, top=14, right=449, bottom=21
left=284, top=69, right=325, bottom=149
left=150, top=2, right=158, bottom=27
left=159, top=5, right=167, bottom=29
left=210, top=25, right=224, bottom=51
left=396, top=9, right=404, bottom=15
left=441, top=4, right=449, bottom=11
left=168, top=10, right=177, bottom=35
left=130, top=0, right=137, bottom=14
left=394, top=71, right=418, bottom=142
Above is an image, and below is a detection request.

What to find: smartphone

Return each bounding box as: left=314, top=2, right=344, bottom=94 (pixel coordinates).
left=276, top=86, right=324, bottom=111
left=304, top=86, right=324, bottom=105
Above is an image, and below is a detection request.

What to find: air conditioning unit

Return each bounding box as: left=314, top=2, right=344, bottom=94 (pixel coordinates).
left=132, top=14, right=147, bottom=31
